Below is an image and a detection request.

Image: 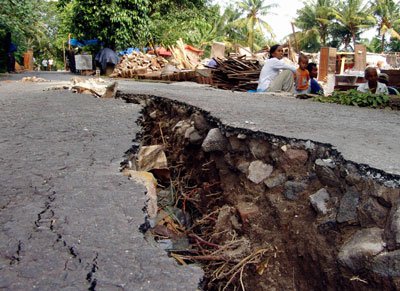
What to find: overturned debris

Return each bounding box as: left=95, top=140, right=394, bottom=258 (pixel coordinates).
left=21, top=76, right=48, bottom=83
left=46, top=77, right=118, bottom=98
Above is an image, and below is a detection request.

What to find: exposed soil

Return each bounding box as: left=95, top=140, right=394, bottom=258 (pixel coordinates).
left=120, top=93, right=400, bottom=291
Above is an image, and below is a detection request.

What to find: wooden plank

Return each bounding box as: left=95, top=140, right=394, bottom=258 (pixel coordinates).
left=319, top=47, right=337, bottom=82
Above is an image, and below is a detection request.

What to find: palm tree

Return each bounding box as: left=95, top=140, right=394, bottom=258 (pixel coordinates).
left=295, top=0, right=336, bottom=48
left=236, top=0, right=277, bottom=51
left=372, top=0, right=400, bottom=52
left=214, top=4, right=245, bottom=44
left=332, top=0, right=376, bottom=50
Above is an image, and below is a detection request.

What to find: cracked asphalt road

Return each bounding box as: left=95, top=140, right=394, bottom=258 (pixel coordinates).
left=1, top=70, right=399, bottom=290
left=117, top=80, right=400, bottom=178
left=0, top=72, right=202, bottom=290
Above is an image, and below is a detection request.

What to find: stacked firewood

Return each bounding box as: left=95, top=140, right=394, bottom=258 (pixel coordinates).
left=210, top=56, right=262, bottom=91
left=110, top=51, right=169, bottom=78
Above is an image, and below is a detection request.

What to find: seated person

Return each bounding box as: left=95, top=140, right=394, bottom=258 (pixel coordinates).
left=357, top=67, right=388, bottom=94
left=378, top=73, right=399, bottom=95
left=257, top=44, right=296, bottom=93
left=295, top=54, right=310, bottom=94
left=307, top=62, right=324, bottom=95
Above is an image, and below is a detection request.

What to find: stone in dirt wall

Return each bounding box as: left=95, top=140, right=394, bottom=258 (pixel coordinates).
left=120, top=93, right=400, bottom=290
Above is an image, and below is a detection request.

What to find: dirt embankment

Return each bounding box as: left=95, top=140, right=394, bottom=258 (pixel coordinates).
left=120, top=93, right=400, bottom=291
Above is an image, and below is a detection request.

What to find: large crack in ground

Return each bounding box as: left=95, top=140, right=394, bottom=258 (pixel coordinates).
left=119, top=92, right=400, bottom=290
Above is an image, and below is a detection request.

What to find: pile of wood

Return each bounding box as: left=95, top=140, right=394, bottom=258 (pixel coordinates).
left=210, top=56, right=261, bottom=91
left=110, top=51, right=169, bottom=78
left=169, top=38, right=203, bottom=70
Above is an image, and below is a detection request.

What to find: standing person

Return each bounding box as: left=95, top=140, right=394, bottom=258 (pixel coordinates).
left=357, top=67, right=388, bottom=94
left=48, top=59, right=53, bottom=71
left=295, top=54, right=310, bottom=94
left=42, top=59, right=48, bottom=71
left=5, top=32, right=17, bottom=73
left=257, top=44, right=296, bottom=93
left=307, top=62, right=324, bottom=95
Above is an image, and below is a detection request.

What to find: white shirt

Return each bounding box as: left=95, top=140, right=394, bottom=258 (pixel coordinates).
left=257, top=58, right=296, bottom=92
left=357, top=82, right=388, bottom=94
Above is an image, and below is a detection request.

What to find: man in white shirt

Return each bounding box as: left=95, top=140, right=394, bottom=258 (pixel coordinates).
left=357, top=67, right=388, bottom=94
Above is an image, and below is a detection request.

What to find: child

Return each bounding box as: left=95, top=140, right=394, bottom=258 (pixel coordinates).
left=307, top=62, right=324, bottom=95
left=378, top=73, right=399, bottom=95
left=357, top=67, right=388, bottom=94
left=295, top=54, right=310, bottom=94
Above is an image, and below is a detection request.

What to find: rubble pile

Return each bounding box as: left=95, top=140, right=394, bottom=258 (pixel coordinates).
left=110, top=51, right=169, bottom=78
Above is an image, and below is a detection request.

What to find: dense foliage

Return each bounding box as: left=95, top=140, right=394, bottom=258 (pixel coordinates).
left=60, top=0, right=150, bottom=49
left=0, top=0, right=60, bottom=70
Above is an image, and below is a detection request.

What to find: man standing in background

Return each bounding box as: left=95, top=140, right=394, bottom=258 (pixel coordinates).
left=5, top=32, right=17, bottom=73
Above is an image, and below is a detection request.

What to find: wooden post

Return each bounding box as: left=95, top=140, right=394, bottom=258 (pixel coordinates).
left=340, top=56, right=346, bottom=74
left=319, top=47, right=337, bottom=82
left=291, top=22, right=299, bottom=53
left=68, top=33, right=71, bottom=50
left=63, top=42, right=66, bottom=71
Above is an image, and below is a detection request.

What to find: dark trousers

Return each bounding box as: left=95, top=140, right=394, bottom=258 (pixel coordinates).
left=7, top=53, right=15, bottom=72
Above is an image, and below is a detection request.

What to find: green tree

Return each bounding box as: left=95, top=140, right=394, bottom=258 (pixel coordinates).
left=148, top=3, right=220, bottom=48
left=0, top=0, right=61, bottom=70
left=295, top=0, right=336, bottom=50
left=59, top=0, right=150, bottom=50
left=372, top=0, right=400, bottom=52
left=332, top=0, right=376, bottom=50
left=236, top=0, right=277, bottom=51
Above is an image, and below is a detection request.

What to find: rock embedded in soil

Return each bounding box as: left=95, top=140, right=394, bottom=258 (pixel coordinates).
left=284, top=181, right=307, bottom=200
left=264, top=173, right=287, bottom=188
left=201, top=128, right=228, bottom=152
left=336, top=189, right=360, bottom=224
left=388, top=203, right=400, bottom=247
left=309, top=188, right=331, bottom=215
left=358, top=197, right=389, bottom=228
left=315, top=163, right=341, bottom=188
left=247, top=161, right=273, bottom=184
left=249, top=140, right=269, bottom=159
left=369, top=250, right=400, bottom=277
left=338, top=227, right=385, bottom=272
left=191, top=111, right=210, bottom=133
left=236, top=201, right=259, bottom=224
left=184, top=126, right=203, bottom=144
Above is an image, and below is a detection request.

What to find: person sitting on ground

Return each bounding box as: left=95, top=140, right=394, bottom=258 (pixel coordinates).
left=357, top=67, right=388, bottom=94
left=295, top=54, right=310, bottom=94
left=307, top=62, right=324, bottom=95
left=257, top=44, right=296, bottom=93
left=378, top=73, right=399, bottom=95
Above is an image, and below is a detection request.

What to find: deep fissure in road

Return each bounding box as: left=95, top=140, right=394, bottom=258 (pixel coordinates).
left=120, top=93, right=400, bottom=290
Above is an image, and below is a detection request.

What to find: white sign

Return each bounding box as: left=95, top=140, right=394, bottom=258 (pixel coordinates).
left=75, top=55, right=92, bottom=70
